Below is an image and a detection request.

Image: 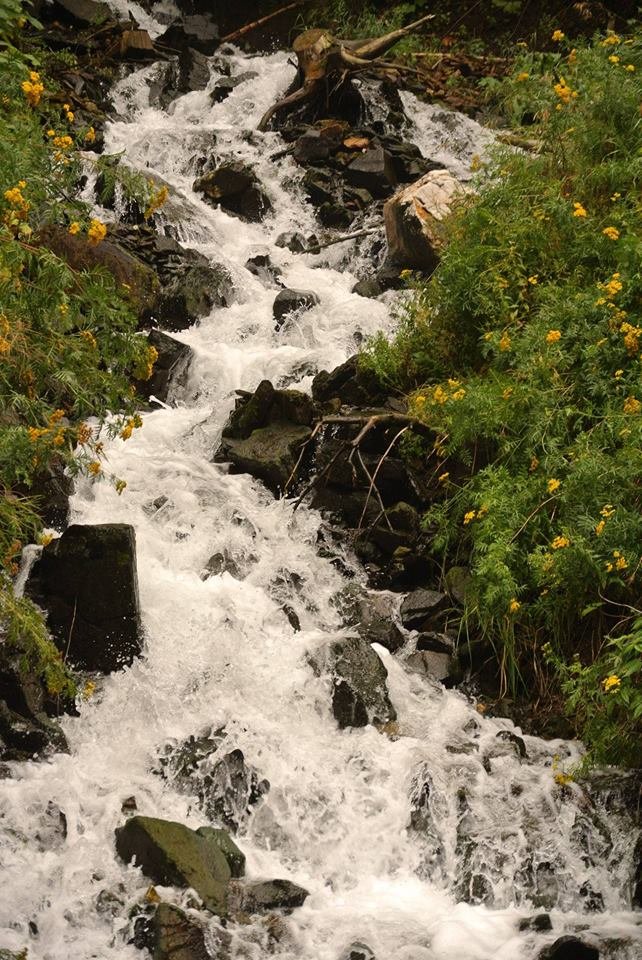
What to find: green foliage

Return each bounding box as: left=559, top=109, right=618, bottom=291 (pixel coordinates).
left=0, top=589, right=76, bottom=698
left=0, top=3, right=151, bottom=697
left=363, top=30, right=642, bottom=765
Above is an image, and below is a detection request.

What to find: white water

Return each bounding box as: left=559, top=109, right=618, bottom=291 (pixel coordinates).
left=1, top=41, right=640, bottom=960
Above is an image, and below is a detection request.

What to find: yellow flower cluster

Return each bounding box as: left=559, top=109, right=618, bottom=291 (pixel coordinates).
left=509, top=599, right=521, bottom=614
left=547, top=478, right=561, bottom=493
left=463, top=510, right=476, bottom=525
left=499, top=332, right=511, bottom=352
left=551, top=29, right=565, bottom=42
left=601, top=35, right=620, bottom=46
left=3, top=182, right=30, bottom=233
left=605, top=550, right=628, bottom=573
left=120, top=414, right=143, bottom=440
left=144, top=184, right=169, bottom=221
left=602, top=674, right=621, bottom=692
left=554, top=76, right=577, bottom=105
left=68, top=221, right=81, bottom=235
left=551, top=535, right=570, bottom=549
left=53, top=134, right=73, bottom=150
left=546, top=329, right=561, bottom=344
left=84, top=126, right=96, bottom=143
left=602, top=226, right=620, bottom=241
left=620, top=322, right=640, bottom=355
left=572, top=201, right=587, bottom=218
left=623, top=396, right=641, bottom=415
left=80, top=329, right=97, bottom=349
left=22, top=71, right=44, bottom=107
left=87, top=219, right=107, bottom=245
left=425, top=380, right=466, bottom=407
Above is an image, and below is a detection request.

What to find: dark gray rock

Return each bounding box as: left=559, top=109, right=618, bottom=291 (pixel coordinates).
left=352, top=277, right=382, bottom=299
left=135, top=329, right=193, bottom=404
left=231, top=878, right=309, bottom=914
left=311, top=355, right=387, bottom=408
left=51, top=0, right=109, bottom=25
left=200, top=551, right=243, bottom=580
left=20, top=458, right=73, bottom=529
left=400, top=589, right=449, bottom=631
left=150, top=902, right=209, bottom=960
left=405, top=649, right=452, bottom=683
left=311, top=635, right=395, bottom=729
left=158, top=15, right=219, bottom=55
left=538, top=938, right=599, bottom=960
left=210, top=72, right=257, bottom=103
left=345, top=147, right=397, bottom=198
left=275, top=231, right=308, bottom=253
left=318, top=201, right=355, bottom=229
left=178, top=47, right=210, bottom=94
left=194, top=161, right=271, bottom=223
left=245, top=253, right=281, bottom=286
left=634, top=835, right=642, bottom=907
left=0, top=701, right=68, bottom=762
left=339, top=943, right=376, bottom=960
left=196, top=827, right=245, bottom=878
left=293, top=130, right=333, bottom=164
left=27, top=524, right=141, bottom=673
left=519, top=914, right=552, bottom=932
left=115, top=816, right=231, bottom=916
left=273, top=288, right=319, bottom=329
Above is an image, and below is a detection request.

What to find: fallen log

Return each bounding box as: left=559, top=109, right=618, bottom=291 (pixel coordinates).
left=257, top=13, right=434, bottom=131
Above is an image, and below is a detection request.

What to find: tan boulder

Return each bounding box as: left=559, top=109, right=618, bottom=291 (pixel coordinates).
left=383, top=168, right=469, bottom=271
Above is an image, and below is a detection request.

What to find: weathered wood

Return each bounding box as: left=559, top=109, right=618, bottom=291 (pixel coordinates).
left=257, top=13, right=434, bottom=131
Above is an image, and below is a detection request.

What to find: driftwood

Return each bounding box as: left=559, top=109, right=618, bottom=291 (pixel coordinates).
left=220, top=1, right=312, bottom=44
left=257, top=13, right=434, bottom=131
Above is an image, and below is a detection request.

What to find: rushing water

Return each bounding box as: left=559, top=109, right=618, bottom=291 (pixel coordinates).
left=1, top=32, right=640, bottom=960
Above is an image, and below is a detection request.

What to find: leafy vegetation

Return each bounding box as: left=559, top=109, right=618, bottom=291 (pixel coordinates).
left=0, top=3, right=154, bottom=693
left=364, top=30, right=642, bottom=767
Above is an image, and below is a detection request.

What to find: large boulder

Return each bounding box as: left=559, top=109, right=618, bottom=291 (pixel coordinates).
left=399, top=589, right=450, bottom=631
left=214, top=380, right=315, bottom=495
left=115, top=816, right=232, bottom=916
left=135, top=329, right=193, bottom=405
left=157, top=15, right=219, bottom=55
left=51, top=0, right=110, bottom=25
left=311, top=635, right=396, bottom=729
left=273, top=288, right=319, bottom=330
left=194, top=161, right=271, bottom=223
left=38, top=225, right=160, bottom=323
left=311, top=355, right=388, bottom=409
left=383, top=169, right=468, bottom=271
left=26, top=524, right=141, bottom=673
left=537, top=938, right=599, bottom=960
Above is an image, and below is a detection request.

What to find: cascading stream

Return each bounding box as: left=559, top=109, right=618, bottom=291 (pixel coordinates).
left=1, top=28, right=640, bottom=960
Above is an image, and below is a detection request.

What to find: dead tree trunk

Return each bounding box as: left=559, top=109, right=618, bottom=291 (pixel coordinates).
left=257, top=13, right=434, bottom=131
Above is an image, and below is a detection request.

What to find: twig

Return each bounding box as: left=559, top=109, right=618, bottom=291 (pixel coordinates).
left=304, top=226, right=382, bottom=254
left=357, top=425, right=409, bottom=532
left=221, top=1, right=311, bottom=44
left=356, top=449, right=393, bottom=531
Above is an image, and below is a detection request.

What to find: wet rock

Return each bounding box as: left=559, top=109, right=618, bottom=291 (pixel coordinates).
left=345, top=146, right=397, bottom=198
left=518, top=914, right=553, bottom=932
left=245, top=253, right=282, bottom=286
left=0, top=701, right=68, bottom=762
left=633, top=836, right=642, bottom=907
left=335, top=585, right=405, bottom=654
left=196, top=827, right=245, bottom=878
left=230, top=878, right=309, bottom=914
left=38, top=225, right=160, bottom=323
left=303, top=167, right=336, bottom=206
left=18, top=457, right=73, bottom=529
left=399, top=589, right=449, bottom=631
left=200, top=550, right=243, bottom=580
left=158, top=15, right=219, bottom=55
left=194, top=161, right=271, bottom=223
left=384, top=169, right=468, bottom=271
left=339, top=943, right=376, bottom=960
left=34, top=801, right=67, bottom=850
left=318, top=201, right=355, bottom=229
left=215, top=380, right=315, bottom=495
left=311, top=355, right=387, bottom=408
left=352, top=277, right=382, bottom=299
left=27, top=524, right=141, bottom=673
left=115, top=816, right=231, bottom=916
left=135, top=329, right=193, bottom=405
left=150, top=902, right=209, bottom=960
left=496, top=729, right=527, bottom=759
left=210, top=72, right=257, bottom=103
left=405, top=649, right=452, bottom=683
left=122, top=795, right=137, bottom=813
left=51, top=0, right=110, bottom=25
left=273, top=288, right=319, bottom=329
left=444, top=565, right=471, bottom=604
left=538, top=937, right=599, bottom=960
left=311, top=635, right=395, bottom=729
left=275, top=231, right=308, bottom=254
left=293, top=130, right=333, bottom=164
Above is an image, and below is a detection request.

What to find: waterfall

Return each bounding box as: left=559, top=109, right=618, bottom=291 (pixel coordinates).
left=0, top=30, right=639, bottom=960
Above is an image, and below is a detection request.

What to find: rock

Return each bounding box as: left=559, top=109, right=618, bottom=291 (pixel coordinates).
left=538, top=938, right=599, bottom=960
left=273, top=288, right=319, bottom=329
left=303, top=167, right=336, bottom=206
left=158, top=15, right=219, bottom=55
left=335, top=585, right=405, bottom=653
left=318, top=201, right=354, bottom=229
left=339, top=943, right=376, bottom=960
left=245, top=253, right=281, bottom=286
left=345, top=146, right=397, bottom=198
left=444, top=565, right=471, bottom=604
left=194, top=161, right=271, bottom=223
left=519, top=914, right=553, bottom=932
left=383, top=169, right=468, bottom=271
left=276, top=231, right=308, bottom=253
left=633, top=836, right=642, bottom=907
left=135, top=329, right=193, bottom=405
left=352, top=277, right=382, bottom=299
left=293, top=130, right=334, bottom=164
left=210, top=73, right=257, bottom=103
left=19, top=457, right=73, bottom=529
left=176, top=47, right=211, bottom=93
left=495, top=729, right=527, bottom=759
left=34, top=801, right=67, bottom=850
left=0, top=700, right=68, bottom=762
left=399, top=589, right=449, bottom=631
left=231, top=878, right=309, bottom=914
left=150, top=902, right=209, bottom=960
left=215, top=380, right=315, bottom=495
left=27, top=524, right=141, bottom=673
left=115, top=816, right=231, bottom=916
left=38, top=225, right=160, bottom=323
left=200, top=551, right=243, bottom=580
left=405, top=649, right=452, bottom=683
left=51, top=0, right=110, bottom=25
left=196, top=827, right=245, bottom=878
left=311, top=355, right=387, bottom=408
left=312, top=635, right=396, bottom=729
left=119, top=29, right=156, bottom=61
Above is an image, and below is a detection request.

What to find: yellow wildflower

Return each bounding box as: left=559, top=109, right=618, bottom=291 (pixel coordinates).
left=608, top=55, right=620, bottom=64
left=551, top=535, right=570, bottom=550
left=602, top=226, right=620, bottom=241
left=432, top=385, right=448, bottom=405
left=399, top=269, right=412, bottom=279
left=502, top=387, right=513, bottom=400
left=53, top=135, right=73, bottom=150
left=87, top=219, right=107, bottom=245
left=80, top=330, right=97, bottom=349
left=623, top=396, right=641, bottom=414
left=551, top=29, right=565, bottom=41
left=88, top=461, right=102, bottom=476
left=22, top=72, right=44, bottom=107
left=625, top=64, right=635, bottom=72
left=144, top=185, right=169, bottom=220
left=595, top=520, right=605, bottom=536
left=527, top=275, right=538, bottom=285
left=509, top=599, right=521, bottom=614
left=547, top=478, right=561, bottom=494
left=499, top=332, right=511, bottom=352
left=602, top=675, right=621, bottom=692
left=572, top=202, right=587, bottom=218
left=546, top=329, right=561, bottom=344
left=601, top=504, right=615, bottom=519
left=614, top=369, right=624, bottom=379
left=68, top=221, right=81, bottom=235
left=601, top=35, right=620, bottom=46
left=84, top=126, right=96, bottom=143
left=438, top=472, right=449, bottom=484
left=611, top=192, right=621, bottom=201
left=516, top=72, right=529, bottom=82
left=115, top=479, right=127, bottom=495
left=463, top=511, right=476, bottom=525
left=66, top=110, right=74, bottom=123
left=615, top=556, right=628, bottom=571
left=451, top=389, right=466, bottom=401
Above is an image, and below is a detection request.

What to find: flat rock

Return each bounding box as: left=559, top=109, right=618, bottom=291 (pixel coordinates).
left=151, top=903, right=209, bottom=960
left=115, top=816, right=231, bottom=916
left=346, top=146, right=397, bottom=198
left=27, top=524, right=141, bottom=673
left=231, top=878, right=309, bottom=914
left=399, top=589, right=449, bottom=631
left=158, top=15, right=219, bottom=55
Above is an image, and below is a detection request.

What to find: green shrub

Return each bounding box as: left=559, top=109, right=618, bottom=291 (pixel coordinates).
left=364, top=29, right=642, bottom=765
